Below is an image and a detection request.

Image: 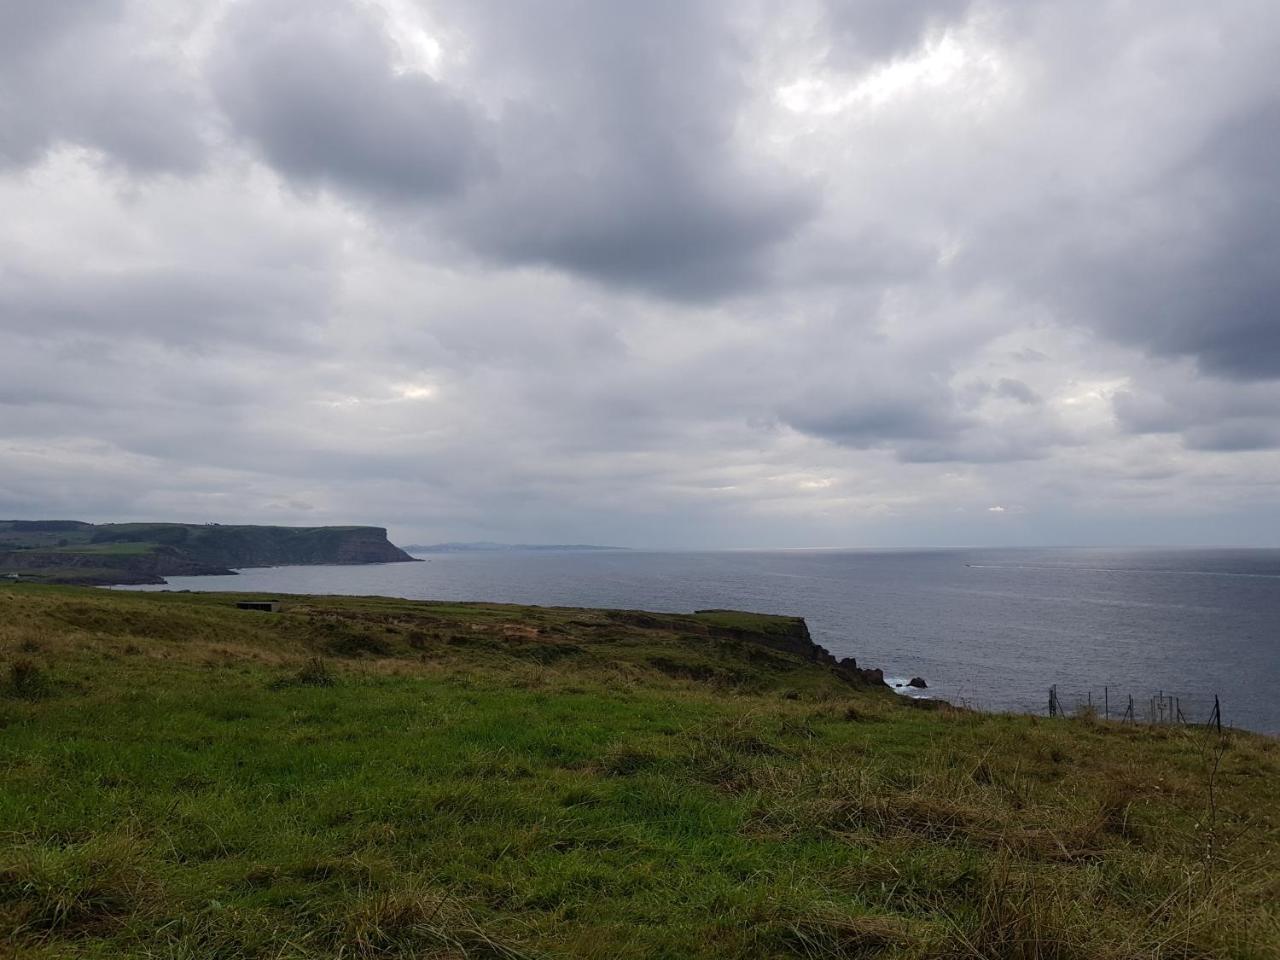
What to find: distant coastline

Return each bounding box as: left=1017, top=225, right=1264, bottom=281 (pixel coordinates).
left=405, top=542, right=628, bottom=554
left=0, top=520, right=417, bottom=586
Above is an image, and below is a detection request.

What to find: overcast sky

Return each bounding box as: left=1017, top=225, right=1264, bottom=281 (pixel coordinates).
left=2, top=0, right=1278, bottom=548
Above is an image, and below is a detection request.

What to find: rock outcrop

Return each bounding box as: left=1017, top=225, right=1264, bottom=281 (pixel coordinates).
left=689, top=610, right=890, bottom=688
left=836, top=657, right=887, bottom=686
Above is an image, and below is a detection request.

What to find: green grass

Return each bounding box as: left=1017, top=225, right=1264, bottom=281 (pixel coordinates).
left=48, top=543, right=158, bottom=556
left=1, top=585, right=1277, bottom=958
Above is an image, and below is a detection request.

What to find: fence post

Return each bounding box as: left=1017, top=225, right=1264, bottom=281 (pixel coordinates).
left=1104, top=686, right=1109, bottom=720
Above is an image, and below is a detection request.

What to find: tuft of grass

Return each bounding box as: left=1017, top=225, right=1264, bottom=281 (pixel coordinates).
left=295, top=656, right=336, bottom=687
left=0, top=835, right=155, bottom=941
left=776, top=906, right=924, bottom=958
left=947, top=858, right=1078, bottom=960
left=4, top=658, right=50, bottom=700
left=331, top=883, right=533, bottom=959
left=270, top=656, right=336, bottom=689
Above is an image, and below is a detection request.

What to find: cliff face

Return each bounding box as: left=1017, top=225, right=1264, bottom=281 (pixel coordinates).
left=0, top=521, right=416, bottom=585
left=691, top=609, right=889, bottom=687
left=89, top=524, right=416, bottom=568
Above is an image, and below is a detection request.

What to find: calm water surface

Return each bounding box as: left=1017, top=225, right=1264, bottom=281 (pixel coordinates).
left=123, top=547, right=1280, bottom=733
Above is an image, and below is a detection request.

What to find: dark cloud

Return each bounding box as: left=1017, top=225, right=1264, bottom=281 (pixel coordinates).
left=785, top=394, right=1060, bottom=463
left=784, top=391, right=965, bottom=448
left=435, top=1, right=817, bottom=298
left=1053, top=103, right=1280, bottom=380
left=1114, top=375, right=1280, bottom=452
left=955, top=7, right=1280, bottom=382
left=995, top=378, right=1040, bottom=405
left=211, top=0, right=485, bottom=201
left=0, top=0, right=208, bottom=171
left=1183, top=421, right=1280, bottom=453
left=776, top=343, right=1074, bottom=464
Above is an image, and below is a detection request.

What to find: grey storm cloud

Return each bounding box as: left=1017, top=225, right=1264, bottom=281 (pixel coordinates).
left=950, top=1, right=1280, bottom=384
left=1182, top=421, right=1280, bottom=453
left=781, top=378, right=1062, bottom=465
left=1, top=0, right=1278, bottom=546
left=437, top=1, right=818, bottom=298
left=211, top=0, right=485, bottom=201
left=0, top=0, right=208, bottom=171
left=783, top=387, right=967, bottom=450
left=1114, top=376, right=1280, bottom=452
left=1042, top=101, right=1280, bottom=381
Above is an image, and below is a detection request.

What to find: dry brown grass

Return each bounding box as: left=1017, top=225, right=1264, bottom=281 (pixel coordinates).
left=331, top=882, right=534, bottom=959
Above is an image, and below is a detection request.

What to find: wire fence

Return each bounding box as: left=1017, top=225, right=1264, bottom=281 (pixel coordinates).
left=1047, top=683, right=1223, bottom=731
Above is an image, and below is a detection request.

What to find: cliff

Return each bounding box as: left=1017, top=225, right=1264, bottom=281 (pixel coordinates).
left=0, top=521, right=416, bottom=585
left=86, top=523, right=416, bottom=568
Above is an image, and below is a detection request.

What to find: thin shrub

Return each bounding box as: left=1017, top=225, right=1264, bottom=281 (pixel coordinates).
left=269, top=657, right=336, bottom=689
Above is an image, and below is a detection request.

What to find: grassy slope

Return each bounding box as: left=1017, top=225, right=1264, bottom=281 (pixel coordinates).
left=0, top=586, right=1277, bottom=959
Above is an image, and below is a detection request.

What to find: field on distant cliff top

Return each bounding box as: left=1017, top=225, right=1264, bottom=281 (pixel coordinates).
left=1, top=586, right=1277, bottom=959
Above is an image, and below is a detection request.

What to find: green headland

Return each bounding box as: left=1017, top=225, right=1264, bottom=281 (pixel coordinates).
left=0, top=521, right=417, bottom=586
left=1, top=585, right=1276, bottom=958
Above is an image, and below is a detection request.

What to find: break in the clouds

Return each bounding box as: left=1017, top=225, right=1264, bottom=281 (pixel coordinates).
left=1, top=0, right=1277, bottom=547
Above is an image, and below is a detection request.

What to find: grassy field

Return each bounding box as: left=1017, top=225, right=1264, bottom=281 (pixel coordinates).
left=1, top=585, right=1277, bottom=959
left=47, top=544, right=156, bottom=556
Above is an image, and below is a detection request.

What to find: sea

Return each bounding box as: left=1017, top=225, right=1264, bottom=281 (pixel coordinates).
left=119, top=547, right=1280, bottom=735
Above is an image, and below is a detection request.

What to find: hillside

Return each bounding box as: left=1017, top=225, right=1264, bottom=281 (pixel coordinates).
left=1, top=585, right=1277, bottom=959
left=0, top=521, right=417, bottom=585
